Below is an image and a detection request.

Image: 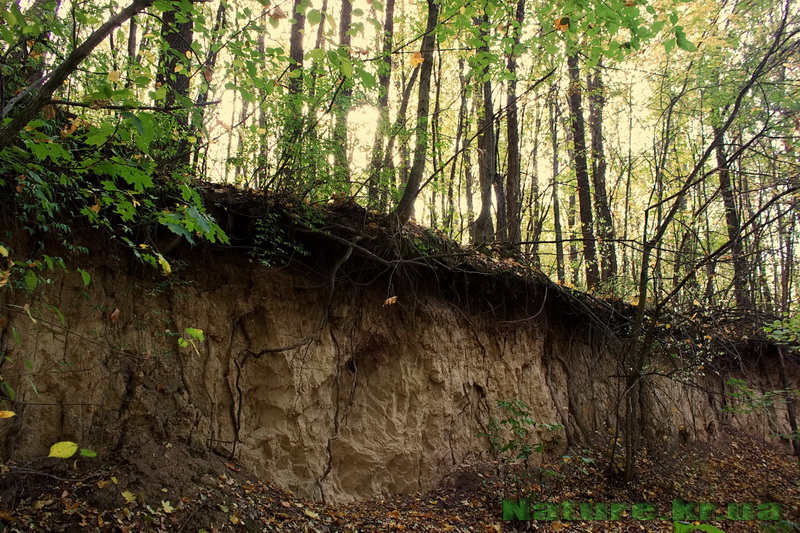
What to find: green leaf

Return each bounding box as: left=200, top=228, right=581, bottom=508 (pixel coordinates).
left=1, top=381, right=15, bottom=401
left=49, top=441, right=78, bottom=458
left=675, top=30, right=697, bottom=52
left=23, top=269, right=38, bottom=290
left=305, top=48, right=325, bottom=62
left=85, top=123, right=116, bottom=147
left=80, top=448, right=97, bottom=458
left=185, top=327, right=204, bottom=342
left=307, top=9, right=321, bottom=25
left=76, top=268, right=91, bottom=286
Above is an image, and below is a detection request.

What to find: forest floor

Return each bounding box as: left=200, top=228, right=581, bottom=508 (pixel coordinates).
left=0, top=432, right=797, bottom=532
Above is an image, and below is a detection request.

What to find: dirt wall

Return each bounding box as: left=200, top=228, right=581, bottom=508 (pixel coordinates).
left=0, top=243, right=794, bottom=502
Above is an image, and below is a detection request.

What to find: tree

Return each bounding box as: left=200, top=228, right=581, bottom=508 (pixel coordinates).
left=472, top=11, right=497, bottom=244
left=587, top=64, right=616, bottom=282
left=394, top=0, right=439, bottom=225
left=505, top=0, right=526, bottom=246
left=566, top=53, right=599, bottom=288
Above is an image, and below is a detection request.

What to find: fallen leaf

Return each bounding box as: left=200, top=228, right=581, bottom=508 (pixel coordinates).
left=304, top=509, right=320, bottom=520
left=48, top=441, right=78, bottom=458
left=121, top=490, right=136, bottom=504
left=110, top=308, right=120, bottom=325
left=0, top=411, right=15, bottom=419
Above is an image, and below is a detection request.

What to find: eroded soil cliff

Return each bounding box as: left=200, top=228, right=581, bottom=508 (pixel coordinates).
left=0, top=195, right=797, bottom=515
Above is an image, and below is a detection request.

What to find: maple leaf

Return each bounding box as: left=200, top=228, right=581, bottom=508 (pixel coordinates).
left=410, top=52, right=424, bottom=67
left=554, top=17, right=570, bottom=31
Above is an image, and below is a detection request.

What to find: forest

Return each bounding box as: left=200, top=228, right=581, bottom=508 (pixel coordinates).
left=1, top=0, right=798, bottom=318
left=1, top=0, right=800, bottom=529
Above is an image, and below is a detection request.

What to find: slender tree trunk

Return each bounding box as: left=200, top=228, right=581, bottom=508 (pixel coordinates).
left=192, top=2, right=226, bottom=171
left=157, top=2, right=194, bottom=108
left=505, top=0, right=525, bottom=245
left=332, top=0, right=353, bottom=188
left=394, top=0, right=438, bottom=225
left=464, top=95, right=476, bottom=240
left=527, top=103, right=542, bottom=266
left=567, top=53, right=599, bottom=288
left=549, top=88, right=566, bottom=284
left=472, top=13, right=496, bottom=243
left=713, top=125, right=753, bottom=310
left=588, top=65, right=616, bottom=282
left=275, top=0, right=306, bottom=184
left=366, top=0, right=395, bottom=209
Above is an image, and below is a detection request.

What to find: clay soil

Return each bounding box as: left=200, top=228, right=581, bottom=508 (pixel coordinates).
left=0, top=432, right=797, bottom=532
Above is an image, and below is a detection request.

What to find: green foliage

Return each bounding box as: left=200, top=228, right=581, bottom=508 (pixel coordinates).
left=724, top=378, right=800, bottom=444
left=177, top=327, right=205, bottom=355
left=250, top=215, right=309, bottom=267
left=478, top=399, right=563, bottom=463
left=723, top=378, right=792, bottom=415
left=764, top=317, right=800, bottom=347
left=48, top=440, right=96, bottom=459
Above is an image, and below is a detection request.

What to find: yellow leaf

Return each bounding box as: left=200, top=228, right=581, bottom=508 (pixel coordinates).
left=121, top=490, right=136, bottom=503
left=162, top=500, right=174, bottom=513
left=230, top=514, right=240, bottom=524
left=97, top=480, right=109, bottom=489
left=111, top=476, right=118, bottom=484
left=304, top=509, right=320, bottom=520
left=0, top=245, right=7, bottom=257
left=107, top=71, right=121, bottom=82
left=0, top=411, right=16, bottom=419
left=49, top=441, right=78, bottom=458
left=157, top=255, right=171, bottom=276
left=383, top=296, right=398, bottom=306
left=89, top=203, right=101, bottom=214
left=143, top=33, right=155, bottom=38
left=174, top=64, right=183, bottom=73
left=410, top=51, right=424, bottom=67
left=185, top=50, right=192, bottom=59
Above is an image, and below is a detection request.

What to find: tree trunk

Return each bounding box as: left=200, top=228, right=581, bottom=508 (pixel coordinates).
left=366, top=0, right=395, bottom=209
left=157, top=2, right=194, bottom=108
left=567, top=53, right=599, bottom=288
left=713, top=125, right=753, bottom=310
left=332, top=0, right=353, bottom=188
left=472, top=13, right=496, bottom=243
left=588, top=65, right=616, bottom=282
left=504, top=0, right=525, bottom=245
left=394, top=0, right=438, bottom=225
left=549, top=87, right=566, bottom=284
